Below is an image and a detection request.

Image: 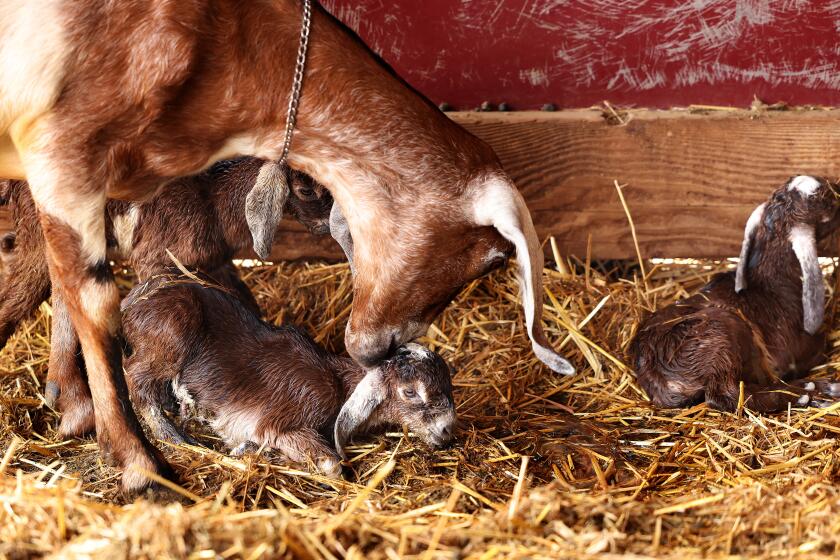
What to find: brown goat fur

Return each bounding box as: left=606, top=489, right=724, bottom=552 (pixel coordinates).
left=632, top=176, right=840, bottom=413
left=0, top=158, right=331, bottom=437
left=0, top=0, right=568, bottom=490
left=0, top=180, right=51, bottom=346
left=121, top=272, right=456, bottom=477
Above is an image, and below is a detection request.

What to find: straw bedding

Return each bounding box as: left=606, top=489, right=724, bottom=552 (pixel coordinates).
left=2, top=257, right=840, bottom=559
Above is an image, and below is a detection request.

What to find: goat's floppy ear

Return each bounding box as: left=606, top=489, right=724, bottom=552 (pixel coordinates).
left=735, top=202, right=767, bottom=293
left=329, top=202, right=355, bottom=275
left=334, top=368, right=384, bottom=459
left=246, top=161, right=290, bottom=260
left=789, top=224, right=824, bottom=334
left=472, top=177, right=574, bottom=375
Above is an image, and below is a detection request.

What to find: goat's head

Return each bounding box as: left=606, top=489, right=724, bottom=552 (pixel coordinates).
left=239, top=3, right=574, bottom=376
left=735, top=175, right=840, bottom=334
left=327, top=170, right=575, bottom=376
left=286, top=170, right=333, bottom=235
left=334, top=343, right=455, bottom=459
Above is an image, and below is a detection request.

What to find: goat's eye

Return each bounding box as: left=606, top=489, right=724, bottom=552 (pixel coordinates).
left=296, top=187, right=316, bottom=200
left=402, top=388, right=417, bottom=399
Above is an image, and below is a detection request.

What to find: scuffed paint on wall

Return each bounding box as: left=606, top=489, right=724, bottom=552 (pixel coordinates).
left=320, top=0, right=840, bottom=109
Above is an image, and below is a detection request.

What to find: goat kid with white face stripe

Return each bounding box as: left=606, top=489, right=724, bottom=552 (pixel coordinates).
left=120, top=274, right=456, bottom=476
left=632, top=176, right=840, bottom=413
left=0, top=0, right=572, bottom=491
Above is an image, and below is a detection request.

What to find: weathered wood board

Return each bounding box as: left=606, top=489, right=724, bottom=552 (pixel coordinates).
left=454, top=109, right=840, bottom=259
left=2, top=109, right=840, bottom=260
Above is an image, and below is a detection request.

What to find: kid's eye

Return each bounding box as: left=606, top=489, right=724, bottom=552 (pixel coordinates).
left=297, top=187, right=316, bottom=200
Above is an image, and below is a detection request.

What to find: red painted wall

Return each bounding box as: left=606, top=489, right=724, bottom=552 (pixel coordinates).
left=321, top=1, right=840, bottom=110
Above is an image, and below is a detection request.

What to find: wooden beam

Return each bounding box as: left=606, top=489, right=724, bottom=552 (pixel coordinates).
left=3, top=108, right=840, bottom=260
left=454, top=108, right=840, bottom=259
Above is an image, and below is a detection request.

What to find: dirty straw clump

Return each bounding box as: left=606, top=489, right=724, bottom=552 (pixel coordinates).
left=2, top=258, right=840, bottom=559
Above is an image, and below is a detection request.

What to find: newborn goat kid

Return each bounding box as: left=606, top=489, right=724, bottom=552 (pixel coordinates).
left=0, top=159, right=332, bottom=437
left=122, top=274, right=456, bottom=476
left=632, top=176, right=840, bottom=412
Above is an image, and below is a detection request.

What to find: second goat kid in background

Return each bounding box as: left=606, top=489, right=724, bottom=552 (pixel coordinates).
left=632, top=176, right=840, bottom=412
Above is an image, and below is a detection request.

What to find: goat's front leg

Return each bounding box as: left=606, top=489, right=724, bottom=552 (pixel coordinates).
left=706, top=378, right=840, bottom=413
left=44, top=289, right=95, bottom=437
left=29, top=180, right=173, bottom=492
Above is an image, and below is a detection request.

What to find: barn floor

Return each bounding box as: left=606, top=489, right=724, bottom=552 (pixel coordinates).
left=2, top=258, right=840, bottom=559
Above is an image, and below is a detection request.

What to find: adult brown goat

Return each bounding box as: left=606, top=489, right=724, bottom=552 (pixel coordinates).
left=631, top=176, right=840, bottom=412
left=0, top=0, right=571, bottom=490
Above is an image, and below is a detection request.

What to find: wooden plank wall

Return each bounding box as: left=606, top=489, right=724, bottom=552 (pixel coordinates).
left=3, top=109, right=840, bottom=260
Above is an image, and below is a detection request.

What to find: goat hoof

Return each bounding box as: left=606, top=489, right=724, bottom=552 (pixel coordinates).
left=120, top=454, right=177, bottom=494
left=57, top=397, right=96, bottom=438
left=44, top=381, right=61, bottom=408
left=107, top=439, right=176, bottom=494
left=318, top=455, right=343, bottom=479
left=230, top=441, right=258, bottom=457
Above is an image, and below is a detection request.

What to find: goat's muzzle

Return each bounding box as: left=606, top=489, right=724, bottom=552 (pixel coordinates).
left=424, top=410, right=456, bottom=448
left=345, top=324, right=402, bottom=367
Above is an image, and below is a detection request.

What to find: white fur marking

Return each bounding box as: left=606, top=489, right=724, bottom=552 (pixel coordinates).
left=112, top=204, right=140, bottom=257
left=318, top=456, right=342, bottom=478
left=0, top=0, right=68, bottom=133
left=789, top=223, right=824, bottom=335
left=79, top=280, right=120, bottom=333
left=434, top=409, right=456, bottom=434
left=788, top=176, right=821, bottom=197
left=804, top=381, right=816, bottom=391
left=484, top=248, right=506, bottom=264
left=204, top=134, right=260, bottom=170
left=25, top=158, right=108, bottom=263
left=797, top=394, right=810, bottom=406
left=416, top=383, right=428, bottom=404
left=212, top=408, right=262, bottom=448
left=171, top=376, right=196, bottom=413
left=405, top=342, right=432, bottom=358
left=735, top=202, right=767, bottom=293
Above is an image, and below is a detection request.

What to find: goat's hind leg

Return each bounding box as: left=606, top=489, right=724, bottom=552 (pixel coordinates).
left=45, top=289, right=95, bottom=437
left=124, top=360, right=196, bottom=446
left=28, top=175, right=172, bottom=492
left=268, top=428, right=342, bottom=478
left=140, top=403, right=196, bottom=446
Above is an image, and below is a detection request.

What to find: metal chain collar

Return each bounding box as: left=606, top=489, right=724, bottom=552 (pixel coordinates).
left=277, top=0, right=312, bottom=166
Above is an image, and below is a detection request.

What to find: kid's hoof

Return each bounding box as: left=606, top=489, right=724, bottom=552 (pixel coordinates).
left=44, top=381, right=61, bottom=408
